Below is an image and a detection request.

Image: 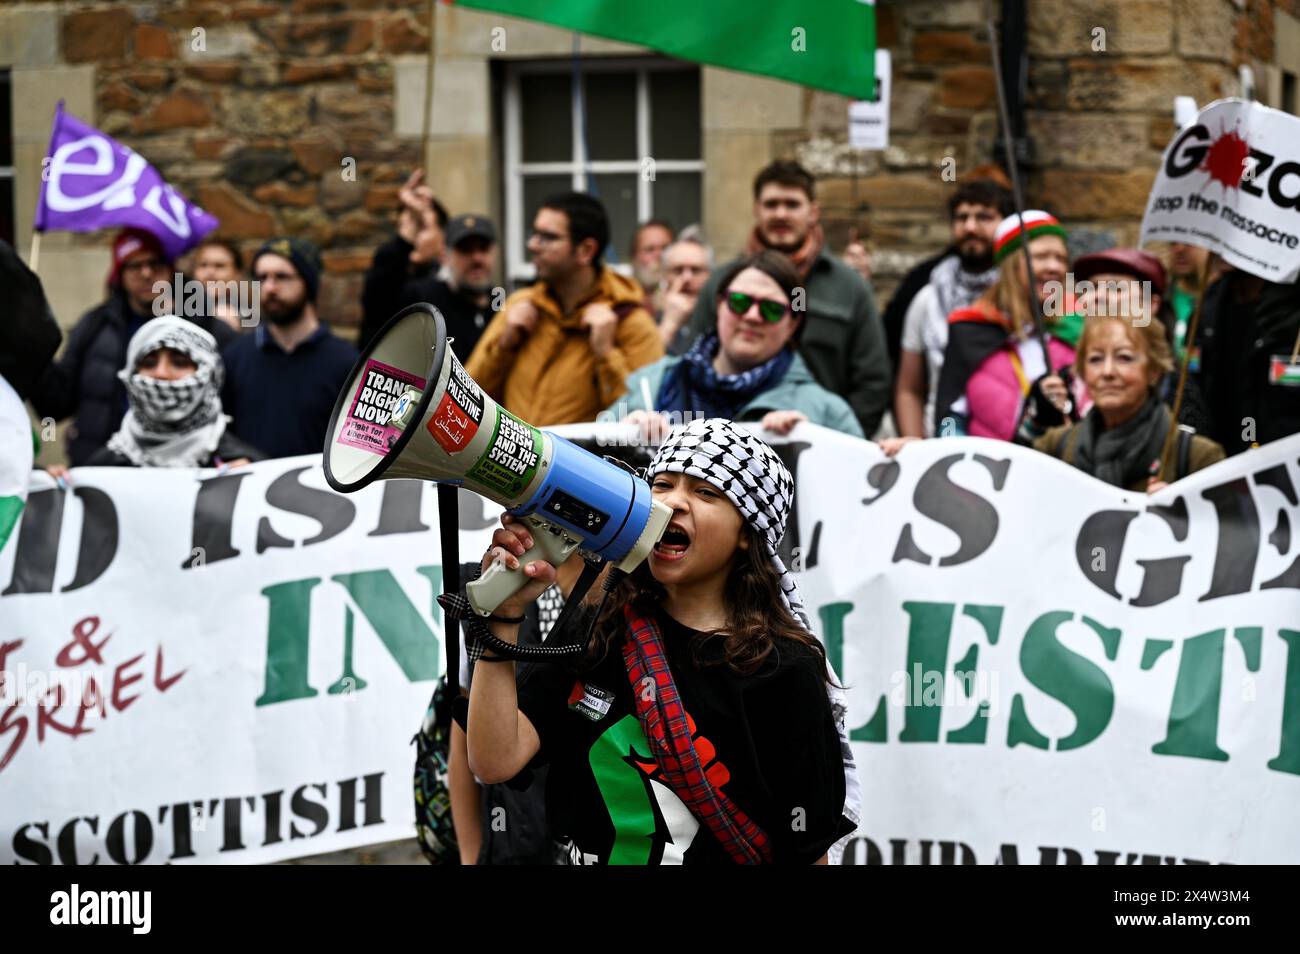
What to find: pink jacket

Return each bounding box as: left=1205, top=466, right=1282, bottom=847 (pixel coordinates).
left=965, top=337, right=1089, bottom=441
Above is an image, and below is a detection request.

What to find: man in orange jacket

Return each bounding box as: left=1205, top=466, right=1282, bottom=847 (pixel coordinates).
left=465, top=192, right=663, bottom=426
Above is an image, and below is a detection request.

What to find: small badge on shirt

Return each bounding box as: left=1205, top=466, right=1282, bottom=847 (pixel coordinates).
left=1268, top=356, right=1300, bottom=387
left=567, top=680, right=614, bottom=721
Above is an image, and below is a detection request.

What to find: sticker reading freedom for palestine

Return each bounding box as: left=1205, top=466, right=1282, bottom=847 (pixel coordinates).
left=337, top=358, right=427, bottom=456
left=426, top=359, right=485, bottom=453
left=466, top=408, right=542, bottom=498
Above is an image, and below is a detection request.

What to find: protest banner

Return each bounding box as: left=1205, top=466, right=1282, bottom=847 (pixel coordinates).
left=1141, top=98, right=1300, bottom=283
left=2, top=425, right=1297, bottom=864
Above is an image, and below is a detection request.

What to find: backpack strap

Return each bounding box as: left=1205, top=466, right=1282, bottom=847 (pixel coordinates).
left=1056, top=424, right=1082, bottom=465
left=1175, top=426, right=1193, bottom=482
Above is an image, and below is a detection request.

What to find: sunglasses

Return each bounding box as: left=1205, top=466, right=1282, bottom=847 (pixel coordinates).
left=724, top=290, right=790, bottom=323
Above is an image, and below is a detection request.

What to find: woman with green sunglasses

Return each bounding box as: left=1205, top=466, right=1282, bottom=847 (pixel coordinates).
left=605, top=250, right=864, bottom=442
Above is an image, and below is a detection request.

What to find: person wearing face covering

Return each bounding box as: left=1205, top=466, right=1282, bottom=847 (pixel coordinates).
left=88, top=315, right=265, bottom=468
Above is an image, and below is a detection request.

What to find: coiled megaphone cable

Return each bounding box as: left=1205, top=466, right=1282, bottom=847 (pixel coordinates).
left=438, top=561, right=627, bottom=663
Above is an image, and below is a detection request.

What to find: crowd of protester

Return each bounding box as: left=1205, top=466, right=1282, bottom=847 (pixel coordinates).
left=11, top=155, right=1300, bottom=864
left=24, top=156, right=1298, bottom=490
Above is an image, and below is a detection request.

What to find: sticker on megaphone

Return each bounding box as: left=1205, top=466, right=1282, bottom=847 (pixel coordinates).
left=323, top=302, right=672, bottom=618
left=338, top=358, right=426, bottom=455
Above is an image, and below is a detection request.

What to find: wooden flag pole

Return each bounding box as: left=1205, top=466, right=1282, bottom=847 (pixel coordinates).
left=422, top=0, right=437, bottom=175
left=29, top=231, right=41, bottom=274
left=985, top=0, right=1052, bottom=368
left=1157, top=253, right=1214, bottom=479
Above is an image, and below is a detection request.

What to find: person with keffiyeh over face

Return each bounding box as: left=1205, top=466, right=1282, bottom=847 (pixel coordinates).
left=461, top=418, right=859, bottom=865
left=87, top=315, right=265, bottom=468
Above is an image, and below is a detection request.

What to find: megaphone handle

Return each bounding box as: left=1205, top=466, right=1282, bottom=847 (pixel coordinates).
left=466, top=514, right=582, bottom=617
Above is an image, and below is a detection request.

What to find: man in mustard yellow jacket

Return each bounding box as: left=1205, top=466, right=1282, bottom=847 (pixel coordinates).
left=466, top=192, right=663, bottom=426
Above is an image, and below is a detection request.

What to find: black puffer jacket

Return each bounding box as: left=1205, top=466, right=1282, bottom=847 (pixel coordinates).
left=1187, top=272, right=1300, bottom=455
left=85, top=429, right=267, bottom=468
left=28, top=288, right=237, bottom=465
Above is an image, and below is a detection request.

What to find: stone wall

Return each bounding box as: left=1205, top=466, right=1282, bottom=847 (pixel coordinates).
left=3, top=1, right=1294, bottom=861
left=800, top=0, right=1295, bottom=290
left=7, top=0, right=1295, bottom=327
left=7, top=0, right=434, bottom=334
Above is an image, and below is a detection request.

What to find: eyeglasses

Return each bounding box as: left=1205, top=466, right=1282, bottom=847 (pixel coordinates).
left=121, top=258, right=165, bottom=275
left=529, top=229, right=569, bottom=246
left=724, top=290, right=790, bottom=323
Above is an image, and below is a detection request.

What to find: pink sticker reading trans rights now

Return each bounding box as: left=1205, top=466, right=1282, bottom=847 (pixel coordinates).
left=337, top=358, right=426, bottom=456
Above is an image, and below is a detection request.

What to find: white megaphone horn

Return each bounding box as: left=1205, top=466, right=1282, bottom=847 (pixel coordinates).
left=323, top=303, right=671, bottom=616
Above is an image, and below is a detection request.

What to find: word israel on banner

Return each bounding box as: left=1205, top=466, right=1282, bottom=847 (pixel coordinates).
left=1140, top=97, right=1300, bottom=283
left=0, top=425, right=1297, bottom=863
left=34, top=101, right=219, bottom=259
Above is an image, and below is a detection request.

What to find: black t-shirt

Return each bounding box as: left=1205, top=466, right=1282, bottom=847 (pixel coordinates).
left=515, top=606, right=854, bottom=865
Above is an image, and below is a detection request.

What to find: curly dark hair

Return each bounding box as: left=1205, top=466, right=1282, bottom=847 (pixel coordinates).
left=582, top=522, right=833, bottom=682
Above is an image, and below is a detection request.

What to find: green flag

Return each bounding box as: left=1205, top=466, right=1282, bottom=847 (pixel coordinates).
left=452, top=0, right=877, bottom=100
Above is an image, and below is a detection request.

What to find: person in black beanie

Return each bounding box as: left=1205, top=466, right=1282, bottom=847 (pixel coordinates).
left=219, top=237, right=358, bottom=458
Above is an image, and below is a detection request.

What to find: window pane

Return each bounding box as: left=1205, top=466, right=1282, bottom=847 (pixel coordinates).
left=521, top=73, right=572, bottom=163
left=650, top=70, right=700, bottom=160
left=522, top=173, right=575, bottom=251
left=592, top=174, right=638, bottom=264
left=652, top=172, right=700, bottom=238
left=583, top=72, right=637, bottom=161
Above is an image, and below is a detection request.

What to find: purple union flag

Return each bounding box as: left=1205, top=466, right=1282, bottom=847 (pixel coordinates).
left=34, top=101, right=219, bottom=260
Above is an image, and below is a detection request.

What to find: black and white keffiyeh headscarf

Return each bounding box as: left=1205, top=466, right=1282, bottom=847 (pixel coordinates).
left=106, top=315, right=228, bottom=467
left=645, top=417, right=862, bottom=860
left=646, top=417, right=808, bottom=629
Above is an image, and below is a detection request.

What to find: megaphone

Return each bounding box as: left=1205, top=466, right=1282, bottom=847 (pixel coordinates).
left=323, top=303, right=671, bottom=616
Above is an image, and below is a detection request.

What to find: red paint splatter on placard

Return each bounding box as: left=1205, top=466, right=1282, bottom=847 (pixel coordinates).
left=1201, top=127, right=1250, bottom=190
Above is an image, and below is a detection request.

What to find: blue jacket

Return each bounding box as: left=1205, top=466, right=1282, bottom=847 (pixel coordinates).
left=604, top=351, right=864, bottom=438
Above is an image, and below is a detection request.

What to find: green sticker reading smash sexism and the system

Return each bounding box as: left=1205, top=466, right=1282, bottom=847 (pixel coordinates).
left=466, top=408, right=543, bottom=498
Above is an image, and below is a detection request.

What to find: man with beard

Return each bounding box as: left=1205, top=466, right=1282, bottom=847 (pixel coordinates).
left=630, top=218, right=674, bottom=304
left=220, top=237, right=358, bottom=458
left=418, top=214, right=500, bottom=364
left=891, top=179, right=1012, bottom=439
left=465, top=191, right=662, bottom=426
left=656, top=229, right=713, bottom=355
left=682, top=160, right=890, bottom=437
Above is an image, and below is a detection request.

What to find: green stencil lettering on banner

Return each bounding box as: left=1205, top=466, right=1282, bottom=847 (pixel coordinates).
left=466, top=408, right=542, bottom=499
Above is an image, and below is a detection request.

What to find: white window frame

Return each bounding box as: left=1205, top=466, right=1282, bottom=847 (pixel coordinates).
left=502, top=57, right=703, bottom=283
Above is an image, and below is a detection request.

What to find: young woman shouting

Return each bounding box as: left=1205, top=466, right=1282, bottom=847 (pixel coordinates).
left=465, top=418, right=857, bottom=865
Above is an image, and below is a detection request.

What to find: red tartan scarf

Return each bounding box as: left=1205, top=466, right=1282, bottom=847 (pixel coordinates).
left=620, top=603, right=773, bottom=864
